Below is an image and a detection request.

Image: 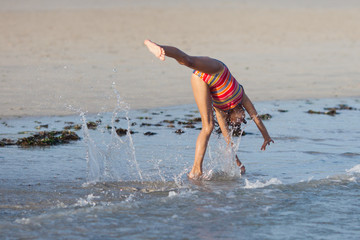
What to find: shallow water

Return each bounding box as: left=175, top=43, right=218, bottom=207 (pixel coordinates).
left=1, top=98, right=360, bottom=239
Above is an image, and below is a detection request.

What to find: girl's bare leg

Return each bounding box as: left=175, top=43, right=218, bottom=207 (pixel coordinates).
left=144, top=39, right=223, bottom=74
left=188, top=74, right=214, bottom=179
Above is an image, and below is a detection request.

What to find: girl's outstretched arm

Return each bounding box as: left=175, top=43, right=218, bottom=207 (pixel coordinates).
left=241, top=94, right=274, bottom=150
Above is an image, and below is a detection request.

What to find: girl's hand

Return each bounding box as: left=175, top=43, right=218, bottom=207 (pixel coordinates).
left=235, top=155, right=246, bottom=174
left=261, top=138, right=274, bottom=151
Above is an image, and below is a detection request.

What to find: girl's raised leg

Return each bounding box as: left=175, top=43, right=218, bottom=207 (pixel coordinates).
left=144, top=39, right=223, bottom=74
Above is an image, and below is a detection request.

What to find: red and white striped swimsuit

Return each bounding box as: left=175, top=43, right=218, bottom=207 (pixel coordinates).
left=193, top=63, right=244, bottom=111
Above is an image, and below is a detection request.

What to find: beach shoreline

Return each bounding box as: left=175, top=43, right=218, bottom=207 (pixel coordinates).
left=1, top=0, right=359, bottom=118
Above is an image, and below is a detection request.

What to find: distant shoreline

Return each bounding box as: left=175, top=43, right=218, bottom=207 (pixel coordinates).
left=1, top=96, right=359, bottom=120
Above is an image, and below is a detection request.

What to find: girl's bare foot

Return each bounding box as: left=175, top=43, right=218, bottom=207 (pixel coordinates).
left=187, top=169, right=202, bottom=180
left=187, top=173, right=202, bottom=180
left=144, top=39, right=165, bottom=61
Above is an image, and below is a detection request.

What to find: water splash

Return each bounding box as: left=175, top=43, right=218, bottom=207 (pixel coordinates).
left=81, top=111, right=104, bottom=183
left=244, top=178, right=282, bottom=189
left=81, top=87, right=143, bottom=183
left=109, top=86, right=143, bottom=181
left=146, top=158, right=166, bottom=182
left=346, top=164, right=360, bottom=174
left=203, top=124, right=247, bottom=180
left=75, top=194, right=100, bottom=207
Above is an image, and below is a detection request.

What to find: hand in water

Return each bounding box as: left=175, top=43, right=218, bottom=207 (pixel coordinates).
left=236, top=155, right=246, bottom=174
left=261, top=138, right=274, bottom=151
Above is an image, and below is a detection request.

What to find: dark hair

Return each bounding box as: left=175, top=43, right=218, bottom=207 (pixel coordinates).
left=214, top=111, right=247, bottom=136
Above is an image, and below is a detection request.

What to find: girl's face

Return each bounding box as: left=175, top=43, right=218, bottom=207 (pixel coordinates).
left=228, top=106, right=246, bottom=127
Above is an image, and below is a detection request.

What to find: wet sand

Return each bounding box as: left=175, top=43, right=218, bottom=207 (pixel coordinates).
left=1, top=0, right=359, bottom=117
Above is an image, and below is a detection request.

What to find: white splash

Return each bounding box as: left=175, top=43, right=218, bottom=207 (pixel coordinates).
left=244, top=178, right=282, bottom=189
left=346, top=164, right=360, bottom=174
left=168, top=191, right=177, bottom=197
left=75, top=194, right=100, bottom=207
left=204, top=124, right=246, bottom=179
left=81, top=87, right=143, bottom=183
left=15, top=218, right=32, bottom=225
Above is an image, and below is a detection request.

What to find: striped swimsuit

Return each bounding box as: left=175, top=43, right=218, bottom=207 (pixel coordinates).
left=193, top=63, right=244, bottom=111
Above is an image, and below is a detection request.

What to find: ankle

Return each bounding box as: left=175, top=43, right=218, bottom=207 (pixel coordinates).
left=190, top=166, right=202, bottom=175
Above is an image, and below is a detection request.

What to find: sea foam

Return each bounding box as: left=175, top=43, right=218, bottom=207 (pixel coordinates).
left=346, top=164, right=360, bottom=174
left=244, top=178, right=282, bottom=189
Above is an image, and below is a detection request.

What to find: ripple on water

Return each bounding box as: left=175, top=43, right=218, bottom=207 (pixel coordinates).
left=1, top=97, right=360, bottom=239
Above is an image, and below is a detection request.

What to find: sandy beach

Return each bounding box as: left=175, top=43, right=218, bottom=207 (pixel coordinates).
left=1, top=2, right=360, bottom=238
left=1, top=0, right=359, bottom=117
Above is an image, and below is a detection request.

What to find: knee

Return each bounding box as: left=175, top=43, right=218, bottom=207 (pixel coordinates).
left=202, top=121, right=214, bottom=135
left=178, top=55, right=194, bottom=68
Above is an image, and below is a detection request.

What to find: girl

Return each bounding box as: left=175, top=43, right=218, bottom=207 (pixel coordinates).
left=144, top=39, right=274, bottom=179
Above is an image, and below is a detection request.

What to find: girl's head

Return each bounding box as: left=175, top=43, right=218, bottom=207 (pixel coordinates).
left=227, top=105, right=246, bottom=128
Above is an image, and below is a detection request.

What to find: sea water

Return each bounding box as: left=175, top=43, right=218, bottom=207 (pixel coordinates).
left=0, top=97, right=359, bottom=239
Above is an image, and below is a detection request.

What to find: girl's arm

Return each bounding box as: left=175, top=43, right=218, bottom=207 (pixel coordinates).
left=214, top=108, right=232, bottom=145
left=241, top=94, right=274, bottom=150
left=214, top=109, right=246, bottom=173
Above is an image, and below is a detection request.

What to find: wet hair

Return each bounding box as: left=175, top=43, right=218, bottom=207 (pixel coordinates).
left=227, top=113, right=247, bottom=136
left=214, top=108, right=247, bottom=136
